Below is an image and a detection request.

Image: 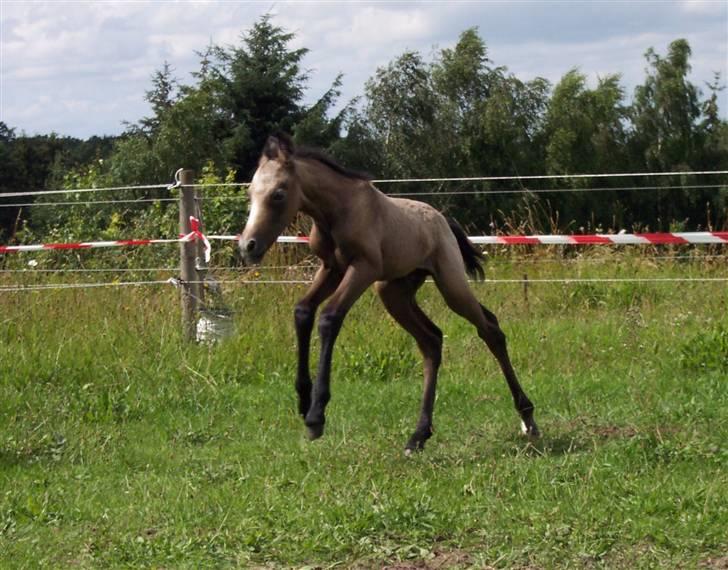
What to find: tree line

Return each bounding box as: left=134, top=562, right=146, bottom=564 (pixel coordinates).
left=1, top=15, right=727, bottom=244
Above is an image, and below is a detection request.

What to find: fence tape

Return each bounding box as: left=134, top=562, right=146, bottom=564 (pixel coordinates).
left=3, top=231, right=728, bottom=256
left=206, top=232, right=728, bottom=246
left=0, top=216, right=211, bottom=261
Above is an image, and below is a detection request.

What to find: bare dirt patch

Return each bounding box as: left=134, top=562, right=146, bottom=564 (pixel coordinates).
left=700, top=555, right=728, bottom=569
left=357, top=549, right=479, bottom=570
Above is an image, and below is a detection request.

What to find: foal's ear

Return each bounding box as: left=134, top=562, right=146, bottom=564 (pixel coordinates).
left=263, top=133, right=295, bottom=163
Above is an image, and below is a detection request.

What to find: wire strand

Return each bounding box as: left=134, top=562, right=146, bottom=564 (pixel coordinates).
left=4, top=171, right=725, bottom=200
left=370, top=170, right=728, bottom=184
left=189, top=183, right=727, bottom=200
left=0, top=197, right=179, bottom=209
left=0, top=265, right=321, bottom=274
left=0, top=267, right=179, bottom=273
left=386, top=183, right=727, bottom=197
left=2, top=276, right=727, bottom=292
left=1, top=182, right=723, bottom=209
left=0, top=183, right=173, bottom=199
left=186, top=170, right=728, bottom=188
left=3, top=177, right=725, bottom=207
left=1, top=255, right=725, bottom=274
left=0, top=280, right=175, bottom=291
left=483, top=254, right=728, bottom=264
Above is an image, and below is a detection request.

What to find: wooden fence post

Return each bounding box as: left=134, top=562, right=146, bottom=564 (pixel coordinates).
left=179, top=169, right=199, bottom=342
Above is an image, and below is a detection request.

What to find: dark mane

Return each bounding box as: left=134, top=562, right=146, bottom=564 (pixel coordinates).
left=294, top=147, right=373, bottom=182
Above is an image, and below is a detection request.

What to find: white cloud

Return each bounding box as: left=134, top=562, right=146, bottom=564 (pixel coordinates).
left=681, top=0, right=727, bottom=15
left=325, top=6, right=432, bottom=49
left=1, top=0, right=726, bottom=138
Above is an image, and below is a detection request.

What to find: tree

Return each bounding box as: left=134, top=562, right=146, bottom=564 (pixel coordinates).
left=432, top=27, right=494, bottom=117
left=477, top=74, right=550, bottom=176
left=0, top=123, right=24, bottom=239
left=628, top=39, right=726, bottom=228
left=630, top=39, right=701, bottom=172
left=537, top=70, right=633, bottom=227
left=697, top=73, right=728, bottom=170
left=137, top=61, right=179, bottom=136
left=112, top=51, right=227, bottom=185
left=293, top=74, right=349, bottom=150
left=544, top=69, right=627, bottom=176
left=354, top=29, right=552, bottom=227
left=213, top=15, right=309, bottom=179
left=363, top=51, right=444, bottom=179
left=432, top=28, right=501, bottom=177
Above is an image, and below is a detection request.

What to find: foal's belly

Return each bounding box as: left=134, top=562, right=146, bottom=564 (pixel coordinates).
left=379, top=236, right=437, bottom=280
left=320, top=239, right=434, bottom=281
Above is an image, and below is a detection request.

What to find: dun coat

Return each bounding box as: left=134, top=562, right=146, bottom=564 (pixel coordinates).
left=239, top=133, right=539, bottom=452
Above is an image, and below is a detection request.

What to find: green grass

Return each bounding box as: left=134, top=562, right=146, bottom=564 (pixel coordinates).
left=1, top=252, right=727, bottom=568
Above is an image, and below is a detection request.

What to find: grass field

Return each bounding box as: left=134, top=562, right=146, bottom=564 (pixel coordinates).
left=1, top=251, right=727, bottom=568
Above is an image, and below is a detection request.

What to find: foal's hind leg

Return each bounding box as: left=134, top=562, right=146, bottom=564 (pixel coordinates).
left=433, top=262, right=540, bottom=437
left=376, top=272, right=443, bottom=452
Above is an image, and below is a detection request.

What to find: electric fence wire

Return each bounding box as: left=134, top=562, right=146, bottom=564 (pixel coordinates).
left=2, top=254, right=727, bottom=275
left=3, top=183, right=725, bottom=209
left=3, top=276, right=728, bottom=293
left=1, top=170, right=726, bottom=201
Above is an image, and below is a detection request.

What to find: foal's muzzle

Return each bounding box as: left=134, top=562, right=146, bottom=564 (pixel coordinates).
left=242, top=238, right=257, bottom=254
left=239, top=237, right=264, bottom=265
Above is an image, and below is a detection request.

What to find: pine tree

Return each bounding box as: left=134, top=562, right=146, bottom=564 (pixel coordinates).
left=215, top=15, right=310, bottom=179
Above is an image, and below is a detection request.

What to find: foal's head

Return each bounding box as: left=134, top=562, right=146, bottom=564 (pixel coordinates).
left=239, top=134, right=302, bottom=264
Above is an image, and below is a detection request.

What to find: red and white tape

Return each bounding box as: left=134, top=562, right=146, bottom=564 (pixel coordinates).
left=0, top=216, right=211, bottom=262
left=208, top=232, right=728, bottom=246
left=2, top=230, right=727, bottom=257
left=467, top=232, right=728, bottom=245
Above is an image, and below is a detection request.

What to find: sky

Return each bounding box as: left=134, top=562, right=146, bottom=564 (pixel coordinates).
left=1, top=0, right=727, bottom=139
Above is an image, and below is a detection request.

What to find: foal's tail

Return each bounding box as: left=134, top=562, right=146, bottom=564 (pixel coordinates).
left=447, top=219, right=485, bottom=281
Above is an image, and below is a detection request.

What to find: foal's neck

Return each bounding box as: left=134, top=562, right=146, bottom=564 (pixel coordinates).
left=295, top=158, right=361, bottom=229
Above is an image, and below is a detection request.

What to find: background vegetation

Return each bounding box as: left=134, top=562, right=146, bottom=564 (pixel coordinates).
left=1, top=15, right=727, bottom=251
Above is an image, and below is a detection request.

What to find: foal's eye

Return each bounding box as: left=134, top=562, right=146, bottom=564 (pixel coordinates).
left=271, top=188, right=286, bottom=203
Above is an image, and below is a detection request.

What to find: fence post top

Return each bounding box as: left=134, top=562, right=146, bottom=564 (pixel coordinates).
left=177, top=169, right=195, bottom=186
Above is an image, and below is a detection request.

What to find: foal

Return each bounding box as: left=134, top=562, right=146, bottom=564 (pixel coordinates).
left=240, top=134, right=539, bottom=452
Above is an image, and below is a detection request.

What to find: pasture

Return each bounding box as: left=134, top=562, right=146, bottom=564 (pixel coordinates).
left=1, top=250, right=727, bottom=568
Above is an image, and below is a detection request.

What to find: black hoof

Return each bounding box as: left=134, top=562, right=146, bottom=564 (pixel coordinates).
left=306, top=423, right=325, bottom=440
left=404, top=444, right=424, bottom=456
left=405, top=427, right=432, bottom=454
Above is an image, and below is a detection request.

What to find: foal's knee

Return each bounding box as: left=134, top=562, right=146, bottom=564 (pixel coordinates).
left=318, top=309, right=344, bottom=340
left=294, top=303, right=315, bottom=332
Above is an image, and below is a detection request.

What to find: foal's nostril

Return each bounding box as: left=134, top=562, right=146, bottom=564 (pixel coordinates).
left=245, top=239, right=257, bottom=253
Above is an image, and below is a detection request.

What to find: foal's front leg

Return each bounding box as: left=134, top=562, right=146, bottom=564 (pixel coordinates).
left=293, top=266, right=341, bottom=418
left=305, top=261, right=378, bottom=440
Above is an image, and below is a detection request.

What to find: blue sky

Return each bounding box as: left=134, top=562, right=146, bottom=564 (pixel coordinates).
left=1, top=0, right=726, bottom=139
